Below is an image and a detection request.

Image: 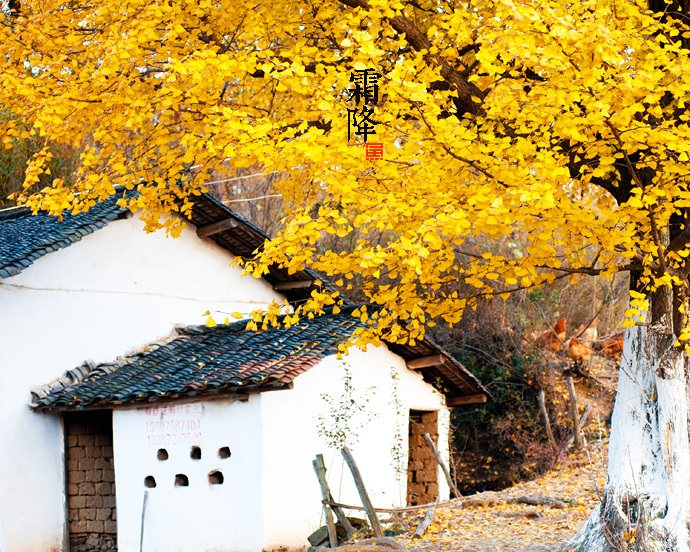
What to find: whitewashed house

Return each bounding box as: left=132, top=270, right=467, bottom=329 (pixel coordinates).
left=0, top=192, right=488, bottom=552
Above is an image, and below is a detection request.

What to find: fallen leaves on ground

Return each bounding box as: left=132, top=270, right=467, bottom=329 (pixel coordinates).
left=391, top=438, right=608, bottom=551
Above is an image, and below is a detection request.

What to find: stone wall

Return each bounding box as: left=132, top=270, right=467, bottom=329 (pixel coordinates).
left=406, top=410, right=439, bottom=505
left=65, top=411, right=117, bottom=552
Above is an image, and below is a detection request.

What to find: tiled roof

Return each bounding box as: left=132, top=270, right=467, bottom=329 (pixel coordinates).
left=31, top=305, right=488, bottom=410
left=31, top=306, right=366, bottom=409
left=0, top=190, right=323, bottom=305
left=0, top=195, right=127, bottom=279
left=3, top=190, right=488, bottom=406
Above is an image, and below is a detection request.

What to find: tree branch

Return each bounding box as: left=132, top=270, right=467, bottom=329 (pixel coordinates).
left=338, top=0, right=485, bottom=115
left=666, top=225, right=690, bottom=253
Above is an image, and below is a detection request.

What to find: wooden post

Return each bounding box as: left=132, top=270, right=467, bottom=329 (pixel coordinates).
left=313, top=454, right=355, bottom=540
left=537, top=390, right=557, bottom=449
left=312, top=458, right=338, bottom=547
left=341, top=446, right=384, bottom=537
left=566, top=403, right=593, bottom=448
left=139, top=490, right=148, bottom=552
left=423, top=433, right=460, bottom=498
left=566, top=375, right=583, bottom=448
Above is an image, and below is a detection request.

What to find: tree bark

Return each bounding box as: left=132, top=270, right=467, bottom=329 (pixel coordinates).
left=566, top=376, right=583, bottom=449
left=561, top=324, right=690, bottom=552
left=537, top=390, right=557, bottom=449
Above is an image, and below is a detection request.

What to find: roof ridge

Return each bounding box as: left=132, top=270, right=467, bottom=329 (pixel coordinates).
left=30, top=360, right=97, bottom=407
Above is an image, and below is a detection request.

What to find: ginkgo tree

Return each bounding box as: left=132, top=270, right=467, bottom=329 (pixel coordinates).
left=3, top=0, right=690, bottom=548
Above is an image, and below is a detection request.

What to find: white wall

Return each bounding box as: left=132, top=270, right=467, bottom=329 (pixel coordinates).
left=0, top=216, right=285, bottom=552
left=112, top=397, right=264, bottom=552
left=260, top=346, right=449, bottom=549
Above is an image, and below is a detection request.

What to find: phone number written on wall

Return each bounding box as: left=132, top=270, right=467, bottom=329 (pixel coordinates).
left=144, top=404, right=203, bottom=447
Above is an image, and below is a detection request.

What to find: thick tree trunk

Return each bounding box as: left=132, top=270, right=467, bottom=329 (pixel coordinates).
left=562, top=324, right=690, bottom=551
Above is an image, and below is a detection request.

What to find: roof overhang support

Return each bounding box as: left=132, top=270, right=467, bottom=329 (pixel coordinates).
left=196, top=218, right=239, bottom=239
left=447, top=394, right=488, bottom=407
left=273, top=280, right=314, bottom=291
left=406, top=354, right=445, bottom=370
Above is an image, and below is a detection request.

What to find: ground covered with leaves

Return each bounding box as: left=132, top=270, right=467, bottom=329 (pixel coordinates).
left=387, top=439, right=608, bottom=551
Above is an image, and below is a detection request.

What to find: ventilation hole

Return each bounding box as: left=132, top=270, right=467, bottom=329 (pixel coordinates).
left=208, top=471, right=224, bottom=485
left=218, top=446, right=231, bottom=459
left=157, top=448, right=169, bottom=461
left=190, top=446, right=202, bottom=460
left=144, top=476, right=157, bottom=488
left=175, top=474, right=189, bottom=487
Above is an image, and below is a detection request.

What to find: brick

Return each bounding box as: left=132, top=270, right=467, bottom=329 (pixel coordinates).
left=72, top=521, right=88, bottom=533
left=423, top=459, right=437, bottom=469
left=78, top=435, right=95, bottom=447
left=68, top=509, right=79, bottom=522
left=70, top=424, right=85, bottom=435
left=95, top=482, right=111, bottom=495
left=96, top=509, right=111, bottom=521
left=408, top=435, right=424, bottom=447
left=417, top=448, right=434, bottom=460
left=86, top=496, right=102, bottom=508
left=67, top=435, right=79, bottom=447
left=78, top=482, right=95, bottom=495
left=417, top=470, right=437, bottom=483
left=111, top=509, right=116, bottom=521
left=83, top=508, right=96, bottom=521
left=90, top=446, right=105, bottom=459
left=86, top=521, right=104, bottom=533
left=419, top=423, right=437, bottom=434
left=421, top=412, right=438, bottom=423
left=96, top=458, right=111, bottom=470
left=102, top=495, right=116, bottom=508
left=78, top=458, right=95, bottom=471
left=104, top=521, right=117, bottom=534
left=71, top=447, right=86, bottom=460
left=103, top=445, right=113, bottom=457
left=86, top=469, right=101, bottom=482
left=95, top=434, right=111, bottom=446
left=70, top=471, right=85, bottom=484
left=103, top=470, right=115, bottom=483
left=67, top=483, right=80, bottom=495
left=69, top=495, right=87, bottom=508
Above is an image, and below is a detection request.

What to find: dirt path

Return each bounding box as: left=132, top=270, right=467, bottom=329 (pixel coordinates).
left=391, top=438, right=608, bottom=551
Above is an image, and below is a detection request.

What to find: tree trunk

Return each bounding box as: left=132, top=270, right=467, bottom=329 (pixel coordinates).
left=562, top=324, right=690, bottom=551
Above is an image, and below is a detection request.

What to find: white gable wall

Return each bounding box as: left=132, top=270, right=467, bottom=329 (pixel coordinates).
left=260, top=346, right=450, bottom=549
left=0, top=216, right=285, bottom=552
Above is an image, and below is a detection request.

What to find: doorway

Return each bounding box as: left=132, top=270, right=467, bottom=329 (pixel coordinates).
left=406, top=410, right=438, bottom=506
left=64, top=411, right=117, bottom=551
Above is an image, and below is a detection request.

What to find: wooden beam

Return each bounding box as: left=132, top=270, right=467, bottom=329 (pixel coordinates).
left=423, top=433, right=460, bottom=498
left=312, top=457, right=338, bottom=547
left=273, top=280, right=314, bottom=291
left=407, top=355, right=444, bottom=370
left=196, top=218, right=238, bottom=239
left=446, top=394, right=488, bottom=407
left=313, top=454, right=355, bottom=543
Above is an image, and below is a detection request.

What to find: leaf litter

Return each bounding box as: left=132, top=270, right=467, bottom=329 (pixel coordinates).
left=382, top=438, right=607, bottom=552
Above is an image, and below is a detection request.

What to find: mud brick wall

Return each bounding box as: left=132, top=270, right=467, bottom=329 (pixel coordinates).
left=65, top=411, right=117, bottom=552
left=406, top=410, right=439, bottom=506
